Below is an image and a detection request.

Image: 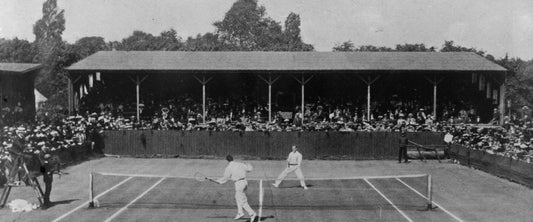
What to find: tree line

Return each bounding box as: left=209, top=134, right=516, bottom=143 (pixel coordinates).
left=0, top=0, right=532, bottom=112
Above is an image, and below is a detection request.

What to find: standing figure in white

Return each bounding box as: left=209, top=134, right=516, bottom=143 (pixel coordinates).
left=272, top=145, right=308, bottom=190
left=216, top=155, right=257, bottom=221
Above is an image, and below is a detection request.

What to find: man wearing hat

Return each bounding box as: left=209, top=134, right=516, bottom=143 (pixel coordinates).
left=398, top=131, right=410, bottom=163
left=6, top=127, right=26, bottom=185
left=39, top=148, right=60, bottom=209
left=416, top=108, right=427, bottom=125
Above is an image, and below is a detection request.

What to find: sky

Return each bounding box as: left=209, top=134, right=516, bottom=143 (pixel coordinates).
left=0, top=0, right=532, bottom=60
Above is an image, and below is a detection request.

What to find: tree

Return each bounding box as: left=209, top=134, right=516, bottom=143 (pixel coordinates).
left=33, top=0, right=67, bottom=104
left=282, top=13, right=313, bottom=51
left=73, top=36, right=108, bottom=59
left=333, top=41, right=394, bottom=52
left=116, top=29, right=183, bottom=51
left=334, top=41, right=435, bottom=52
left=440, top=40, right=486, bottom=56
left=183, top=33, right=222, bottom=51
left=33, top=0, right=65, bottom=64
left=214, top=0, right=312, bottom=51
left=118, top=31, right=158, bottom=51
left=254, top=17, right=284, bottom=50
left=356, top=45, right=393, bottom=52
left=0, top=38, right=37, bottom=63
left=497, top=56, right=531, bottom=108
left=156, top=29, right=183, bottom=51
left=214, top=0, right=265, bottom=50
left=332, top=41, right=355, bottom=52
left=395, top=43, right=435, bottom=52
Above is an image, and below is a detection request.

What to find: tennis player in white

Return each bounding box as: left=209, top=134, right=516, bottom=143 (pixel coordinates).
left=216, top=155, right=257, bottom=221
left=272, top=145, right=308, bottom=190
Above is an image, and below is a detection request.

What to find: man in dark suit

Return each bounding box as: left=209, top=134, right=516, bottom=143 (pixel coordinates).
left=39, top=151, right=60, bottom=209
left=399, top=131, right=410, bottom=163
left=7, top=127, right=26, bottom=185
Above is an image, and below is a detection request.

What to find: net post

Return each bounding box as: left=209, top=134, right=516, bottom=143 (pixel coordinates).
left=259, top=179, right=263, bottom=219
left=427, top=174, right=433, bottom=210
left=89, top=172, right=94, bottom=208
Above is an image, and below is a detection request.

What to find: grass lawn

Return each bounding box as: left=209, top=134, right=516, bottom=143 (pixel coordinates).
left=1, top=157, right=532, bottom=221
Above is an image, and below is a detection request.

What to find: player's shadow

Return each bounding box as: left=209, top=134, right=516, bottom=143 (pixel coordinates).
left=47, top=199, right=79, bottom=208
left=256, top=215, right=275, bottom=221
left=277, top=184, right=314, bottom=189
left=207, top=215, right=274, bottom=221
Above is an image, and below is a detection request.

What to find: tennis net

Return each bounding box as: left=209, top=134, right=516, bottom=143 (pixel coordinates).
left=88, top=172, right=434, bottom=212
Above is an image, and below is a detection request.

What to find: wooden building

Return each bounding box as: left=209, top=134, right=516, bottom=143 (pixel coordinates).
left=66, top=51, right=507, bottom=123
left=0, top=63, right=41, bottom=123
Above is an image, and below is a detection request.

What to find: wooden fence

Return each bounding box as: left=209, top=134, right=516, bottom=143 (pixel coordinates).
left=100, top=130, right=533, bottom=187
left=449, top=145, right=533, bottom=188
left=102, top=130, right=444, bottom=160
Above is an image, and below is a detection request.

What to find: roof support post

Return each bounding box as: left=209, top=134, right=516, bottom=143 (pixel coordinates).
left=0, top=77, right=2, bottom=112
left=68, top=75, right=82, bottom=115
left=136, top=76, right=140, bottom=123
left=433, top=83, right=437, bottom=120
left=424, top=74, right=444, bottom=120
left=293, top=74, right=314, bottom=126
left=367, top=82, right=370, bottom=121
left=194, top=75, right=213, bottom=123
left=357, top=74, right=380, bottom=121
left=488, top=74, right=506, bottom=125
left=301, top=81, right=304, bottom=125
left=499, top=83, right=506, bottom=125
left=129, top=74, right=148, bottom=123
left=258, top=73, right=280, bottom=123
left=269, top=81, right=272, bottom=123
left=68, top=77, right=72, bottom=115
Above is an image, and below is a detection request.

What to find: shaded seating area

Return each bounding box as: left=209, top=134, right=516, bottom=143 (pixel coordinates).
left=66, top=51, right=507, bottom=126
left=0, top=63, right=41, bottom=125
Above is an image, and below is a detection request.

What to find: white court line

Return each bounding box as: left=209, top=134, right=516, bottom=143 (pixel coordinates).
left=396, top=178, right=465, bottom=222
left=103, top=177, right=166, bottom=222
left=274, top=174, right=428, bottom=181
left=364, top=179, right=414, bottom=222
left=52, top=177, right=133, bottom=222
left=95, top=172, right=177, bottom=178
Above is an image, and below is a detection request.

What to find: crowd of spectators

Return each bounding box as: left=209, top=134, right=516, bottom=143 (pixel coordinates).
left=447, top=115, right=533, bottom=163
left=1, top=102, right=27, bottom=126
left=1, top=96, right=532, bottom=164
left=76, top=95, right=492, bottom=132
left=0, top=114, right=104, bottom=178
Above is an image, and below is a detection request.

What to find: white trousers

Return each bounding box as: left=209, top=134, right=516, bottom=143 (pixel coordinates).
left=274, top=166, right=306, bottom=187
left=234, top=180, right=255, bottom=216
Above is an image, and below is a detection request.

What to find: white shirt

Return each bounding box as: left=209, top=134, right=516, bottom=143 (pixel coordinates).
left=217, top=161, right=252, bottom=184
left=287, top=151, right=303, bottom=166
left=444, top=133, right=453, bottom=143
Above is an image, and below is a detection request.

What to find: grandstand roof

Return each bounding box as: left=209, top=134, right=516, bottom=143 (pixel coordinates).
left=0, top=63, right=42, bottom=74
left=67, top=51, right=506, bottom=73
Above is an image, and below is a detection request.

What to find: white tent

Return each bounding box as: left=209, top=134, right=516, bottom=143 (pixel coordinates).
left=34, top=89, right=47, bottom=109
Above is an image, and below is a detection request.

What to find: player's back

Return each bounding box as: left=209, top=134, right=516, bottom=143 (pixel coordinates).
left=226, top=161, right=252, bottom=180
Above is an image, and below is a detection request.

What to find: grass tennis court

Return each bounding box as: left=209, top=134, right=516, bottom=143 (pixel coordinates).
left=1, top=157, right=532, bottom=221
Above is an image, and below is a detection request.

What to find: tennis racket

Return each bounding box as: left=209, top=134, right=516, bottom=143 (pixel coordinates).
left=194, top=172, right=217, bottom=183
